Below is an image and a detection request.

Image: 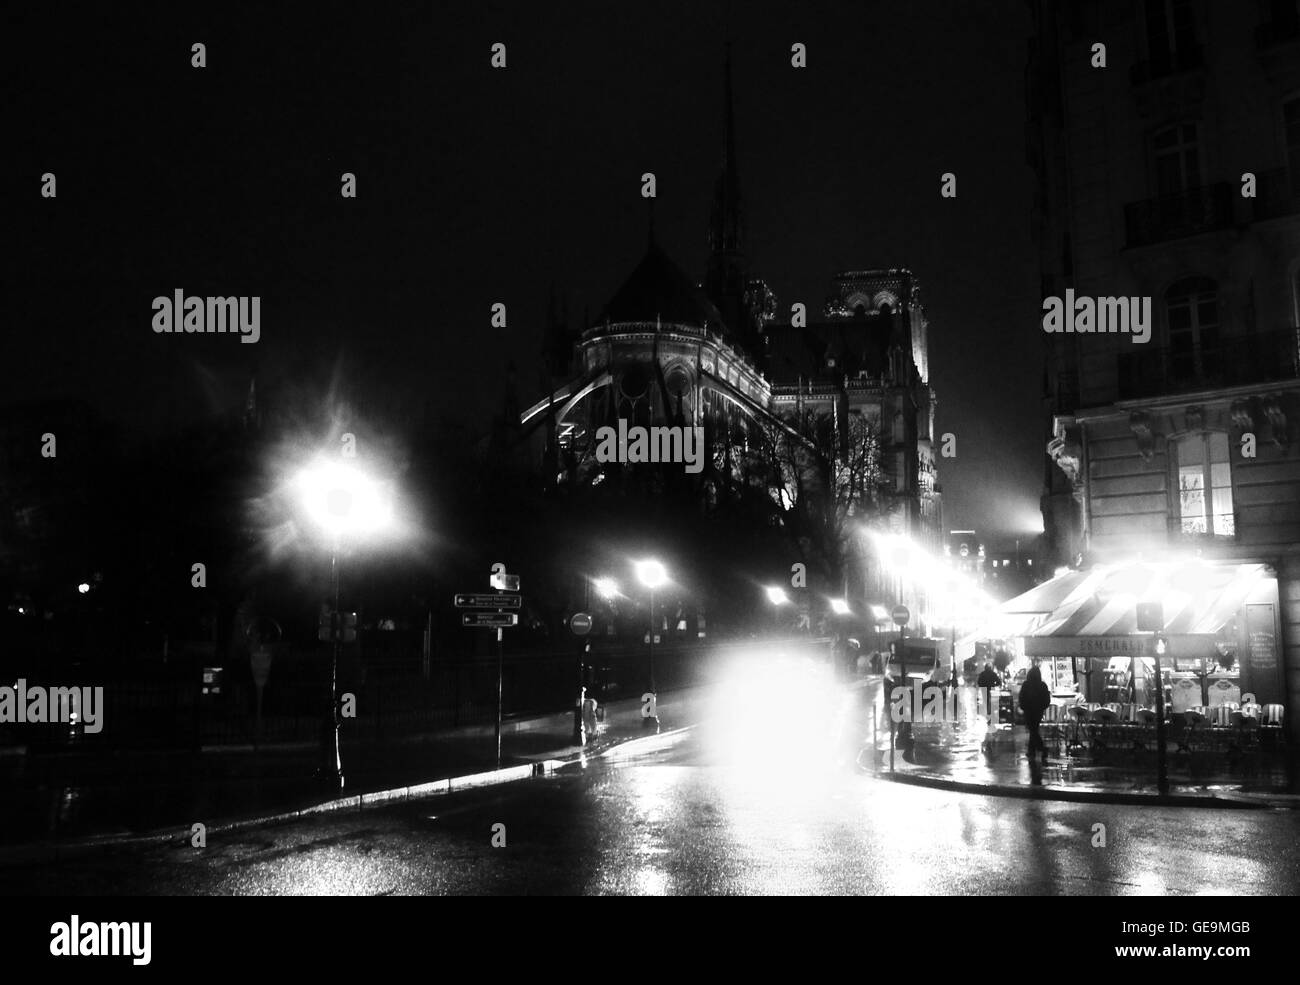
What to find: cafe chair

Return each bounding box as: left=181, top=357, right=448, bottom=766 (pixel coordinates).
left=1132, top=707, right=1157, bottom=752
left=1065, top=704, right=1089, bottom=755
left=1178, top=709, right=1208, bottom=754
left=1090, top=704, right=1118, bottom=753
left=1230, top=710, right=1261, bottom=754
left=1040, top=703, right=1062, bottom=752
left=1261, top=704, right=1286, bottom=748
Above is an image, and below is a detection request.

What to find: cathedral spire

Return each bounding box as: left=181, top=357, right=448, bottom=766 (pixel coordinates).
left=708, top=43, right=744, bottom=261
left=705, top=43, right=751, bottom=348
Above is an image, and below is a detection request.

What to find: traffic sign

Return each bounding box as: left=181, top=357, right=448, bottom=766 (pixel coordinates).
left=891, top=604, right=910, bottom=627
left=250, top=646, right=273, bottom=688
left=490, top=572, right=521, bottom=592
left=462, top=612, right=518, bottom=628
left=454, top=593, right=522, bottom=609
left=570, top=612, right=592, bottom=636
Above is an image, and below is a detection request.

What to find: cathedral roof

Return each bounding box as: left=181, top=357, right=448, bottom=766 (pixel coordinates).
left=596, top=241, right=724, bottom=331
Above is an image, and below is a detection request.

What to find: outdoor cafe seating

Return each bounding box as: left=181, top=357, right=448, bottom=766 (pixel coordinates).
left=1043, top=697, right=1283, bottom=758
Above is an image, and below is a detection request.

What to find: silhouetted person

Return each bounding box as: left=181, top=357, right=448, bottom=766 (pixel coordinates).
left=977, top=662, right=1000, bottom=717
left=1019, top=665, right=1052, bottom=764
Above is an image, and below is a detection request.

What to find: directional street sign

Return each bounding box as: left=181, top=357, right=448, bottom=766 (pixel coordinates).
left=892, top=604, right=910, bottom=627
left=462, top=612, right=518, bottom=628
left=454, top=593, right=522, bottom=609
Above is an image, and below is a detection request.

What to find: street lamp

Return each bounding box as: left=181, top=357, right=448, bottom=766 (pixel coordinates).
left=294, top=457, right=395, bottom=791
left=765, top=586, right=790, bottom=636
left=593, top=577, right=620, bottom=600
left=829, top=597, right=851, bottom=616
left=635, top=559, right=668, bottom=727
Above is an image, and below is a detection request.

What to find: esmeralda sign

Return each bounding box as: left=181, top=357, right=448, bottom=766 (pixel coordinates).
left=1023, top=635, right=1220, bottom=658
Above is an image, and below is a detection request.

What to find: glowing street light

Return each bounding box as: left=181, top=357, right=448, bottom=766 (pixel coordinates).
left=635, top=559, right=668, bottom=727
left=77, top=583, right=90, bottom=595
left=765, top=586, right=790, bottom=606
left=830, top=598, right=851, bottom=616
left=293, top=455, right=396, bottom=792
left=593, top=577, right=620, bottom=600
left=635, top=560, right=668, bottom=590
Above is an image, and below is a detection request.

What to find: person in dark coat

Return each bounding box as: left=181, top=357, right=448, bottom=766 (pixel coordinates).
left=976, top=662, right=1001, bottom=718
left=1018, top=664, right=1052, bottom=764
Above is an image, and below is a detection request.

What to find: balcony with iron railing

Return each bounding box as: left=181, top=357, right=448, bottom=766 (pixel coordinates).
left=1124, top=182, right=1234, bottom=248
left=1113, top=327, right=1300, bottom=401
left=1168, top=511, right=1236, bottom=544
left=1251, top=167, right=1300, bottom=223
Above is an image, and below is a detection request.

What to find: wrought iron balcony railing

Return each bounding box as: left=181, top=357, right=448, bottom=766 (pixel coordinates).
left=1124, top=182, right=1233, bottom=248
left=1169, top=512, right=1236, bottom=542
left=1114, top=327, right=1300, bottom=401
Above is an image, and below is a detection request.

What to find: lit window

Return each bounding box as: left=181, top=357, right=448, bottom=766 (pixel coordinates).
left=1173, top=431, right=1234, bottom=536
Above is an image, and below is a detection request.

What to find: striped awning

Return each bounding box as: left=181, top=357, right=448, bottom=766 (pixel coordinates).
left=1008, top=561, right=1268, bottom=658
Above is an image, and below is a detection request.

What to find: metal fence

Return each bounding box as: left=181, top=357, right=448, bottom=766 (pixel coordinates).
left=3, top=636, right=828, bottom=752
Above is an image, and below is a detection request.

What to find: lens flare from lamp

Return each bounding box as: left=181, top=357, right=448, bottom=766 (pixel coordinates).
left=295, top=460, right=394, bottom=539
left=635, top=559, right=668, bottom=589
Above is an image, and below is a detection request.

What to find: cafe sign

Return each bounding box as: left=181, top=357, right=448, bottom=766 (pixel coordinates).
left=1024, top=634, right=1220, bottom=658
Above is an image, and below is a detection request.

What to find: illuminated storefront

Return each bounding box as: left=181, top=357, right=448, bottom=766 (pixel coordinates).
left=992, top=561, right=1284, bottom=714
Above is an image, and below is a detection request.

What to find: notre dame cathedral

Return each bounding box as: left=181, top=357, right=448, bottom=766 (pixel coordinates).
left=510, top=49, right=942, bottom=561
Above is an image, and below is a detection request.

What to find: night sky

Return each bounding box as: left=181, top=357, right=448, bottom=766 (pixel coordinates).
left=15, top=1, right=1044, bottom=541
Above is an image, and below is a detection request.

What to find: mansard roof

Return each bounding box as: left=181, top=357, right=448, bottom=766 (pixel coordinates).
left=597, top=241, right=724, bottom=331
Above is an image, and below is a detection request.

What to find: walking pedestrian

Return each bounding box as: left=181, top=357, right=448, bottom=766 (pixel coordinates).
left=1018, top=664, right=1052, bottom=764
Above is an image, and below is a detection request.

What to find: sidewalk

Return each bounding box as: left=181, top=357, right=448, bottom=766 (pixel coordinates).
left=0, top=685, right=715, bottom=851
left=851, top=676, right=1300, bottom=808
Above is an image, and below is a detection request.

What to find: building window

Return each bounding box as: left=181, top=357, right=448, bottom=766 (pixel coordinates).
left=1172, top=431, right=1234, bottom=536
left=1144, top=0, right=1196, bottom=65
left=1165, top=276, right=1219, bottom=380
left=1153, top=122, right=1201, bottom=197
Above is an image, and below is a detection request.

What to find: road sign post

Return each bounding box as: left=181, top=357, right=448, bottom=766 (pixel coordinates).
left=457, top=574, right=521, bottom=771
left=570, top=613, right=593, bottom=745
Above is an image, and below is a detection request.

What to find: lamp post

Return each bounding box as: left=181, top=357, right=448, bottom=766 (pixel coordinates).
left=765, top=586, right=789, bottom=635
left=1154, top=635, right=1169, bottom=796
left=294, top=458, right=394, bottom=792
left=635, top=560, right=667, bottom=728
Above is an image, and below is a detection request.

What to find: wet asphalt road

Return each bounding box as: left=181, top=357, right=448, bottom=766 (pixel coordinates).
left=2, top=724, right=1298, bottom=896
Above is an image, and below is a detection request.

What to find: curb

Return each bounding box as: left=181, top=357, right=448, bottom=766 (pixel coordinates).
left=872, top=766, right=1296, bottom=809
left=0, top=722, right=699, bottom=865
